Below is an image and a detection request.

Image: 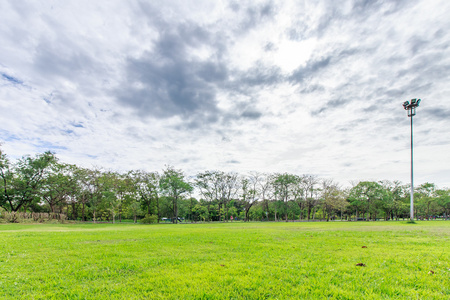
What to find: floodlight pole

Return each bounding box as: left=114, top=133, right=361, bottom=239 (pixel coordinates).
left=403, top=99, right=421, bottom=222
left=410, top=113, right=414, bottom=221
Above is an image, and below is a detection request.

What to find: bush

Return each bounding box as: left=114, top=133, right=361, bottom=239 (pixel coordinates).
left=4, top=212, right=22, bottom=223
left=140, top=214, right=158, bottom=224
left=0, top=211, right=67, bottom=223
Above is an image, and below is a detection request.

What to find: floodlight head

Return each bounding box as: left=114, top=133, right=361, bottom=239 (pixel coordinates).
left=411, top=98, right=416, bottom=104
left=403, top=101, right=409, bottom=109
left=416, top=99, right=421, bottom=106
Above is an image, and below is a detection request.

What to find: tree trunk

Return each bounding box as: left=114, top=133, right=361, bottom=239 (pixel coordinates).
left=285, top=199, right=288, bottom=222
left=226, top=206, right=229, bottom=222
left=174, top=196, right=178, bottom=224
left=156, top=196, right=160, bottom=223
left=207, top=202, right=211, bottom=222
left=82, top=201, right=85, bottom=221
left=71, top=202, right=77, bottom=220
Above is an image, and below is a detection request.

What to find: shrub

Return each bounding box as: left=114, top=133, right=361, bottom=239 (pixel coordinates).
left=140, top=214, right=158, bottom=224
left=0, top=211, right=67, bottom=223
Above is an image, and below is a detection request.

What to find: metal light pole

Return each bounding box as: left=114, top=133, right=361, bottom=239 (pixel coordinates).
left=402, top=99, right=421, bottom=221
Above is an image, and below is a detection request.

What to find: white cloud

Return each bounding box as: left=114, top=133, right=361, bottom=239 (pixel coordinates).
left=1, top=0, right=450, bottom=188
left=272, top=39, right=317, bottom=73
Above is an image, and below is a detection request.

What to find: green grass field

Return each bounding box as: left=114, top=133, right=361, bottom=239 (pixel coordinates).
left=0, top=221, right=449, bottom=299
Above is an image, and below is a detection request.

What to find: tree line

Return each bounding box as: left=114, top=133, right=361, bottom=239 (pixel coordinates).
left=1, top=148, right=449, bottom=223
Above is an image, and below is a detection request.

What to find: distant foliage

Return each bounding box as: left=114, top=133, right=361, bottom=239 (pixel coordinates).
left=1, top=147, right=449, bottom=223
left=140, top=214, right=158, bottom=224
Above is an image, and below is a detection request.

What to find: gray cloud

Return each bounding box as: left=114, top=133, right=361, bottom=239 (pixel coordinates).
left=300, top=84, right=325, bottom=94
left=290, top=56, right=331, bottom=84
left=311, top=98, right=351, bottom=116
left=336, top=118, right=369, bottom=132
left=240, top=110, right=262, bottom=120
left=230, top=64, right=283, bottom=91
left=116, top=21, right=225, bottom=121
left=226, top=159, right=240, bottom=164
left=33, top=42, right=94, bottom=80
left=423, top=108, right=450, bottom=121
left=236, top=1, right=277, bottom=32
left=264, top=42, right=276, bottom=52
left=115, top=5, right=281, bottom=126
left=289, top=0, right=415, bottom=40
left=119, top=56, right=220, bottom=118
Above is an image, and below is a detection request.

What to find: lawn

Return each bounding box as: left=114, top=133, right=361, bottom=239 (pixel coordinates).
left=0, top=221, right=449, bottom=299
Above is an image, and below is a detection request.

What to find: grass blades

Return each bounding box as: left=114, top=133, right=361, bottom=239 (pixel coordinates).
left=0, top=221, right=449, bottom=299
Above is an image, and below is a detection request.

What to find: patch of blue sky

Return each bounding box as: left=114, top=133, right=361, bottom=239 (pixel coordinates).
left=0, top=130, right=20, bottom=142
left=62, top=129, right=74, bottom=135
left=1, top=73, right=23, bottom=85
left=43, top=92, right=54, bottom=104
left=71, top=122, right=84, bottom=128
left=34, top=140, right=67, bottom=151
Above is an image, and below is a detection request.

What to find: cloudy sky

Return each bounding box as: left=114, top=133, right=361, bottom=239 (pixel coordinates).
left=1, top=0, right=449, bottom=188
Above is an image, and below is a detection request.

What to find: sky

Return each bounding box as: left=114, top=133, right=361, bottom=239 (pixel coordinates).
left=1, top=0, right=449, bottom=189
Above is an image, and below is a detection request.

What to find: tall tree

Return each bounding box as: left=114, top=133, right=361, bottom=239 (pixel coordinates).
left=321, top=179, right=347, bottom=221
left=379, top=180, right=407, bottom=220
left=0, top=147, right=14, bottom=212
left=304, top=175, right=320, bottom=220
left=112, top=172, right=136, bottom=222
left=258, top=173, right=274, bottom=220
left=195, top=170, right=222, bottom=221
left=0, top=150, right=56, bottom=213
left=219, top=172, right=239, bottom=222
left=240, top=172, right=263, bottom=222
left=41, top=162, right=76, bottom=214
left=272, top=173, right=299, bottom=222
left=436, top=188, right=450, bottom=219
left=99, top=171, right=122, bottom=223
left=160, top=166, right=193, bottom=223
left=348, top=181, right=387, bottom=220
left=72, top=167, right=94, bottom=221
left=85, top=167, right=103, bottom=223
left=131, top=170, right=161, bottom=221
left=416, top=182, right=437, bottom=219
left=292, top=176, right=307, bottom=220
